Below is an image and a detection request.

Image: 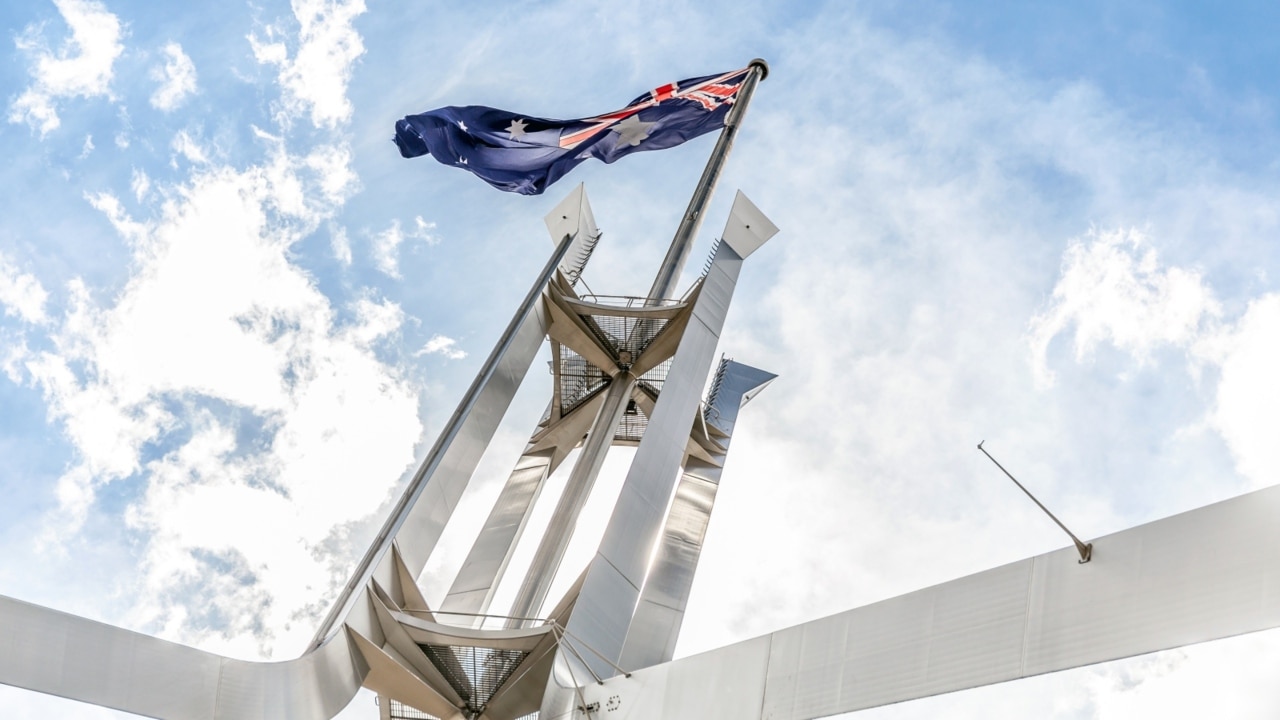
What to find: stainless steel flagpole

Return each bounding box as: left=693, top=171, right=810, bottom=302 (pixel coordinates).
left=646, top=58, right=769, bottom=301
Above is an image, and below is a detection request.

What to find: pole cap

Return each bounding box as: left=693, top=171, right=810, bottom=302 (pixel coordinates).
left=748, top=58, right=770, bottom=80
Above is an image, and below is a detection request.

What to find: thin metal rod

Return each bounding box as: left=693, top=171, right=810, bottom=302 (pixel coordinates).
left=492, top=630, right=563, bottom=702
left=310, top=234, right=575, bottom=648
left=646, top=59, right=768, bottom=302
left=557, top=624, right=633, bottom=678
left=552, top=624, right=605, bottom=685
left=977, top=441, right=1093, bottom=564
left=423, top=609, right=550, bottom=623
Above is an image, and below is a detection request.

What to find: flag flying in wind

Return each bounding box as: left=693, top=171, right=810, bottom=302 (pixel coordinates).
left=394, top=66, right=753, bottom=195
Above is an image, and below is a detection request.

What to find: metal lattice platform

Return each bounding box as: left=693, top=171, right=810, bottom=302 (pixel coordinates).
left=420, top=644, right=529, bottom=716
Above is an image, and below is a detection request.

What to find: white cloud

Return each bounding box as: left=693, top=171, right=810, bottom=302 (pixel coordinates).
left=130, top=167, right=151, bottom=201
left=416, top=334, right=466, bottom=360
left=15, top=119, right=418, bottom=657
left=149, top=42, right=198, bottom=111
left=1027, top=228, right=1280, bottom=493
left=0, top=252, right=50, bottom=324
left=1201, top=295, right=1280, bottom=489
left=369, top=216, right=439, bottom=277
left=249, top=0, right=367, bottom=128
left=1027, top=229, right=1221, bottom=387
left=330, top=223, right=352, bottom=265
left=370, top=220, right=405, bottom=277
left=412, top=216, right=440, bottom=246
left=170, top=129, right=211, bottom=165
left=79, top=133, right=94, bottom=157
left=8, top=0, right=125, bottom=136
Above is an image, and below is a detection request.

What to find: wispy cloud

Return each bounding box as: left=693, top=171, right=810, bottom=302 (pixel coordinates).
left=0, top=253, right=50, bottom=325
left=150, top=42, right=198, bottom=111
left=249, top=0, right=367, bottom=129
left=8, top=0, right=125, bottom=136
left=1029, top=228, right=1280, bottom=495
left=330, top=223, right=352, bottom=265
left=1027, top=228, right=1221, bottom=388
left=369, top=216, right=439, bottom=278
left=416, top=334, right=466, bottom=360
left=170, top=129, right=211, bottom=165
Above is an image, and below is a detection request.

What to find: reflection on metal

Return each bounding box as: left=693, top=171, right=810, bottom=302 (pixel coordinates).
left=540, top=237, right=758, bottom=719
left=440, top=452, right=555, bottom=622
left=619, top=359, right=776, bottom=671
left=5, top=58, right=1279, bottom=720
left=978, top=440, right=1094, bottom=563
left=580, top=482, right=1280, bottom=719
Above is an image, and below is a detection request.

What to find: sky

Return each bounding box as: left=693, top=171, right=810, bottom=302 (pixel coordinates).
left=1, top=0, right=1279, bottom=718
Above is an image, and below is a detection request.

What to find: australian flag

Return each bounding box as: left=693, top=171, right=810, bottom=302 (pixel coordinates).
left=394, top=66, right=753, bottom=195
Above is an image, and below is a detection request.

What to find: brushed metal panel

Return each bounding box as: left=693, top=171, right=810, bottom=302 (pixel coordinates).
left=1022, top=481, right=1280, bottom=674
left=660, top=634, right=771, bottom=720
left=721, top=191, right=779, bottom=259
left=554, top=241, right=748, bottom=693
left=441, top=453, right=552, bottom=618
left=0, top=594, right=222, bottom=719
left=587, top=484, right=1280, bottom=720
left=543, top=183, right=599, bottom=285
left=581, top=636, right=772, bottom=720
left=595, top=483, right=669, bottom=585
left=641, top=476, right=716, bottom=606
left=214, top=636, right=362, bottom=720
left=0, top=594, right=367, bottom=720
left=619, top=362, right=777, bottom=671
left=690, top=254, right=740, bottom=335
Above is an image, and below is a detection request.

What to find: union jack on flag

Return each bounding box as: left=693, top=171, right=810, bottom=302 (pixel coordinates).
left=394, top=66, right=757, bottom=195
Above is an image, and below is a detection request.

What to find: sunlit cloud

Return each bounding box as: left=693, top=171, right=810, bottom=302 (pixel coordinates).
left=416, top=333, right=466, bottom=360
left=369, top=216, right=439, bottom=278
left=8, top=0, right=125, bottom=136
left=150, top=42, right=197, bottom=111
left=0, top=252, right=50, bottom=325
left=1027, top=228, right=1221, bottom=388
left=249, top=0, right=367, bottom=129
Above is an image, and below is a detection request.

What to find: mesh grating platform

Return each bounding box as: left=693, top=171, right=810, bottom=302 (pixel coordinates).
left=420, top=644, right=529, bottom=716
left=386, top=698, right=439, bottom=720
left=637, top=357, right=672, bottom=395
left=614, top=358, right=671, bottom=443
left=581, top=313, right=668, bottom=364
left=615, top=400, right=649, bottom=443
left=558, top=345, right=609, bottom=414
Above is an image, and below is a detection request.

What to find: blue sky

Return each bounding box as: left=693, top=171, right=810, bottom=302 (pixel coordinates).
left=2, top=1, right=1280, bottom=718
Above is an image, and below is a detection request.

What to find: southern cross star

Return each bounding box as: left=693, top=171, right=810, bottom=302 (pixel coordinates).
left=612, top=115, right=655, bottom=147
left=506, top=118, right=529, bottom=140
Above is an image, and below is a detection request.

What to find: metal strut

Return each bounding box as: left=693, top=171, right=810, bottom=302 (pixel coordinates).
left=978, top=440, right=1093, bottom=563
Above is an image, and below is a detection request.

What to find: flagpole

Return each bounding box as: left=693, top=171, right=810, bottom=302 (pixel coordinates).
left=646, top=59, right=768, bottom=302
